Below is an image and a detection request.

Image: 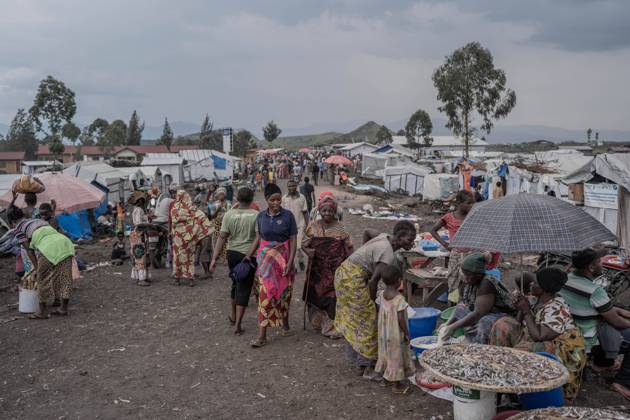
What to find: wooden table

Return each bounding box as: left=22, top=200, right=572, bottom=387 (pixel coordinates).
left=400, top=249, right=450, bottom=306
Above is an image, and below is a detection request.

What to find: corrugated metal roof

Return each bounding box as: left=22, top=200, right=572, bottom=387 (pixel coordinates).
left=141, top=153, right=184, bottom=166
left=180, top=149, right=242, bottom=162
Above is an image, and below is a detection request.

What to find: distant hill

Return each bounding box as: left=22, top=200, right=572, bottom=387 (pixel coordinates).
left=268, top=121, right=385, bottom=150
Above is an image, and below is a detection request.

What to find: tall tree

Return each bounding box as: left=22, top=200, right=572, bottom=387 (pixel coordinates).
left=432, top=42, right=516, bottom=157
left=61, top=122, right=81, bottom=143
left=263, top=120, right=281, bottom=143
left=232, top=129, right=255, bottom=157
left=126, top=110, right=144, bottom=145
left=586, top=128, right=592, bottom=141
left=85, top=118, right=110, bottom=145
left=199, top=114, right=217, bottom=149
left=405, top=109, right=433, bottom=150
left=376, top=125, right=393, bottom=144
left=3, top=109, right=39, bottom=160
left=102, top=120, right=127, bottom=147
left=396, top=129, right=405, bottom=136
left=158, top=118, right=174, bottom=151
left=29, top=75, right=77, bottom=138
left=48, top=136, right=65, bottom=158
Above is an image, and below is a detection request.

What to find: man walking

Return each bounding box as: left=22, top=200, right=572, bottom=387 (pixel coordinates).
left=282, top=180, right=309, bottom=271
left=300, top=177, right=316, bottom=214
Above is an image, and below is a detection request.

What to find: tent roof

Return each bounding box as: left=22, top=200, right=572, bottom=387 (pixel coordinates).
left=563, top=153, right=630, bottom=190
left=383, top=164, right=433, bottom=176
left=141, top=153, right=184, bottom=165
left=339, top=142, right=378, bottom=151
left=63, top=162, right=130, bottom=186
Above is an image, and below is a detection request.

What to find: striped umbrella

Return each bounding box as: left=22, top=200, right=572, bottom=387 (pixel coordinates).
left=450, top=193, right=616, bottom=254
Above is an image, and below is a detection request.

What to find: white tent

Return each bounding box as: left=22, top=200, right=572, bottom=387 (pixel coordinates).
left=361, top=153, right=412, bottom=178
left=141, top=153, right=184, bottom=186
left=63, top=162, right=132, bottom=202
left=422, top=174, right=460, bottom=200
left=180, top=149, right=241, bottom=181
left=383, top=165, right=433, bottom=196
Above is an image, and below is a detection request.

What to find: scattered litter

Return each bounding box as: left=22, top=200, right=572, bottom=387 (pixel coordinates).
left=118, top=398, right=130, bottom=403
left=190, top=382, right=201, bottom=389
left=107, top=347, right=126, bottom=353
left=256, top=393, right=266, bottom=399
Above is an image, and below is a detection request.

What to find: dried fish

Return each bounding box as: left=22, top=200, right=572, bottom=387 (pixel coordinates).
left=510, top=406, right=630, bottom=420
left=420, top=344, right=566, bottom=389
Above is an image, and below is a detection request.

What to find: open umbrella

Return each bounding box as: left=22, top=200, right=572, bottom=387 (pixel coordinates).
left=298, top=147, right=312, bottom=153
left=325, top=155, right=353, bottom=166
left=0, top=172, right=106, bottom=214
left=451, top=193, right=616, bottom=253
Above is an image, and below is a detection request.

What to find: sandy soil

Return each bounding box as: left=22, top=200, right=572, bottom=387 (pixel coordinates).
left=0, top=180, right=626, bottom=419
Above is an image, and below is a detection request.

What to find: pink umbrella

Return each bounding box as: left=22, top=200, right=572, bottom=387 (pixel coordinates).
left=325, top=155, right=353, bottom=166
left=0, top=172, right=106, bottom=214
left=298, top=147, right=312, bottom=153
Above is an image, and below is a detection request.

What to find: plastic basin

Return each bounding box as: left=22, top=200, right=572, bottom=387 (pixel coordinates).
left=410, top=336, right=437, bottom=358
left=408, top=307, right=440, bottom=340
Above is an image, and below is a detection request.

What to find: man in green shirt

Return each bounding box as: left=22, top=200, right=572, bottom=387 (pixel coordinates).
left=211, top=187, right=258, bottom=336
left=560, top=249, right=630, bottom=399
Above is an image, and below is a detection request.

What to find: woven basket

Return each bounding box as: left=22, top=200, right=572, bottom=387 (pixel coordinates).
left=509, top=407, right=630, bottom=419
left=418, top=344, right=569, bottom=393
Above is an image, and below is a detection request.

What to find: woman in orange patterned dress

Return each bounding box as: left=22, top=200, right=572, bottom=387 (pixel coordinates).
left=169, top=190, right=212, bottom=287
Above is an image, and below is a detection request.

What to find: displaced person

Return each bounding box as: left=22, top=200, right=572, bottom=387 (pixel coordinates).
left=310, top=191, right=343, bottom=222
left=210, top=187, right=259, bottom=335
left=490, top=268, right=586, bottom=400
left=560, top=249, right=630, bottom=399
left=8, top=206, right=75, bottom=318
left=302, top=195, right=353, bottom=338
left=115, top=201, right=125, bottom=234
left=244, top=183, right=298, bottom=348
left=281, top=180, right=309, bottom=272
left=441, top=253, right=516, bottom=344
left=493, top=181, right=504, bottom=198
left=334, top=221, right=416, bottom=378
left=430, top=190, right=476, bottom=303
left=38, top=202, right=60, bottom=231
left=170, top=190, right=212, bottom=287
left=128, top=192, right=151, bottom=286
left=375, top=265, right=415, bottom=394
left=300, top=177, right=316, bottom=214
left=208, top=188, right=230, bottom=263
left=111, top=232, right=128, bottom=265
left=23, top=192, right=39, bottom=219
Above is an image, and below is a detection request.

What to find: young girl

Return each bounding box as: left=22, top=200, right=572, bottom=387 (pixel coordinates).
left=430, top=190, right=476, bottom=303
left=374, top=265, right=415, bottom=394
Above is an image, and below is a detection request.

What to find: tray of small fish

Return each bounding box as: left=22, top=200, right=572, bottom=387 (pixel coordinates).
left=510, top=407, right=630, bottom=419
left=418, top=344, right=569, bottom=393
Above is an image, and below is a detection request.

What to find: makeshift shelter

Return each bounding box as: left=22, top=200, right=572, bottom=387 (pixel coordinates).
left=562, top=153, right=630, bottom=246
left=339, top=142, right=378, bottom=157
left=361, top=152, right=412, bottom=178
left=64, top=162, right=132, bottom=203
left=383, top=165, right=433, bottom=196
left=141, top=154, right=184, bottom=186
left=180, top=149, right=241, bottom=181
left=422, top=174, right=460, bottom=200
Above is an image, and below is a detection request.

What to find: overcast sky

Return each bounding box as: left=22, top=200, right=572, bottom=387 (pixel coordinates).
left=1, top=0, right=629, bottom=134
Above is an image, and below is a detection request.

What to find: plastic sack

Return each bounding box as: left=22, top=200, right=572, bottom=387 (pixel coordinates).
left=12, top=175, right=46, bottom=194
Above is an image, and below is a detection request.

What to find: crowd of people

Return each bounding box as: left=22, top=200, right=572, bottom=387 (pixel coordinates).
left=3, top=150, right=630, bottom=402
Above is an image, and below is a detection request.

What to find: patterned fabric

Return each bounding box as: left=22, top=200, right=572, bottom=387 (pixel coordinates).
left=211, top=201, right=229, bottom=262
left=447, top=250, right=466, bottom=302
left=489, top=314, right=586, bottom=401
left=560, top=271, right=612, bottom=350
left=170, top=191, right=212, bottom=279
left=129, top=230, right=148, bottom=281
left=374, top=291, right=415, bottom=381
left=256, top=239, right=294, bottom=327
left=30, top=225, right=75, bottom=265
left=116, top=203, right=125, bottom=234
left=37, top=255, right=73, bottom=303
left=535, top=296, right=576, bottom=334
left=461, top=275, right=516, bottom=315
left=334, top=260, right=378, bottom=360
left=440, top=212, right=463, bottom=242
left=13, top=219, right=48, bottom=244
left=450, top=193, right=616, bottom=253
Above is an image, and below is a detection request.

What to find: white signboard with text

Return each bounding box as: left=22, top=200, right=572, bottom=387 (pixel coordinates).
left=584, top=183, right=618, bottom=209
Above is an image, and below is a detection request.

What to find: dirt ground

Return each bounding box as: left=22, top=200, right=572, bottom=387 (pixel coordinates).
left=0, top=180, right=627, bottom=419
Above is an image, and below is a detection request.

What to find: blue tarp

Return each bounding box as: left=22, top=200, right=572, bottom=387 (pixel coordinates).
left=212, top=155, right=227, bottom=170
left=57, top=210, right=93, bottom=241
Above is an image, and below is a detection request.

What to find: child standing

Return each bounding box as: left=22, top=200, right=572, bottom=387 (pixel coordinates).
left=374, top=265, right=415, bottom=394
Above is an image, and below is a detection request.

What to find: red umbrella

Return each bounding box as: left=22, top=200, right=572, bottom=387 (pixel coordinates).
left=325, top=155, right=353, bottom=166
left=0, top=172, right=106, bottom=214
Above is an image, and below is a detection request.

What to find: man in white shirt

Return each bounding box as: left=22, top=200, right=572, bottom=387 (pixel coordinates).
left=281, top=180, right=309, bottom=271
left=153, top=183, right=177, bottom=225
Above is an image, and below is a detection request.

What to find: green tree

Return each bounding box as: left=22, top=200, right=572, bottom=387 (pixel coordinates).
left=126, top=110, right=144, bottom=145
left=199, top=114, right=217, bottom=149
left=405, top=109, right=433, bottom=150
left=396, top=129, right=405, bottom=136
left=48, top=136, right=65, bottom=158
left=85, top=118, right=110, bottom=145
left=102, top=120, right=127, bottom=147
left=376, top=125, right=393, bottom=144
left=432, top=42, right=516, bottom=157
left=29, top=75, right=77, bottom=138
left=3, top=109, right=39, bottom=160
left=232, top=129, right=255, bottom=157
left=78, top=126, right=95, bottom=146
left=586, top=128, right=592, bottom=141
left=263, top=120, right=281, bottom=143
left=158, top=117, right=174, bottom=151
left=62, top=122, right=81, bottom=143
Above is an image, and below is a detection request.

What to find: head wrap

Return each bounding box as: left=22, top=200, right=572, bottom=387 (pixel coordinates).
left=536, top=268, right=568, bottom=294
left=461, top=253, right=487, bottom=275
left=169, top=182, right=180, bottom=192
left=319, top=191, right=335, bottom=202
left=264, top=183, right=282, bottom=199
left=215, top=187, right=227, bottom=198
left=128, top=191, right=148, bottom=206
left=318, top=195, right=337, bottom=212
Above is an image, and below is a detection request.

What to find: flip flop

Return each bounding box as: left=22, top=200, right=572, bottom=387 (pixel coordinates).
left=250, top=338, right=267, bottom=348
left=393, top=386, right=411, bottom=395
left=51, top=310, right=68, bottom=316
left=28, top=313, right=50, bottom=320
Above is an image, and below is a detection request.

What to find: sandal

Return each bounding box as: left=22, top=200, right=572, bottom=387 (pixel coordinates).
left=393, top=386, right=411, bottom=395
left=51, top=310, right=68, bottom=316
left=250, top=338, right=267, bottom=348
left=28, top=313, right=50, bottom=320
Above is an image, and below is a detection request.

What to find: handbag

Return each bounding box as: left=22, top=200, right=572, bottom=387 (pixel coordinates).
left=230, top=258, right=257, bottom=283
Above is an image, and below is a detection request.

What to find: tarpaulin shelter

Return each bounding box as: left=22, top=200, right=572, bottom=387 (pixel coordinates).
left=422, top=174, right=460, bottom=200
left=383, top=165, right=433, bottom=196
left=361, top=152, right=412, bottom=178
left=181, top=149, right=241, bottom=181
left=141, top=153, right=184, bottom=186
left=63, top=162, right=132, bottom=203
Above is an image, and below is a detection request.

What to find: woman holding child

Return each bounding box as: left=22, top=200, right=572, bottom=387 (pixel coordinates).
left=334, top=221, right=416, bottom=378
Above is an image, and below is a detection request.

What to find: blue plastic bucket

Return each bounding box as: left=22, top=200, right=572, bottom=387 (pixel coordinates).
left=408, top=307, right=441, bottom=340
left=519, top=352, right=565, bottom=409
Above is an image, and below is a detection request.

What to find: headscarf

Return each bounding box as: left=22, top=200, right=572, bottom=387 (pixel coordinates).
left=319, top=191, right=334, bottom=202
left=264, top=183, right=282, bottom=199
left=318, top=195, right=337, bottom=212
left=169, top=182, right=180, bottom=192
left=170, top=190, right=212, bottom=242
left=215, top=187, right=227, bottom=199
left=128, top=191, right=148, bottom=206
left=461, top=253, right=487, bottom=274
